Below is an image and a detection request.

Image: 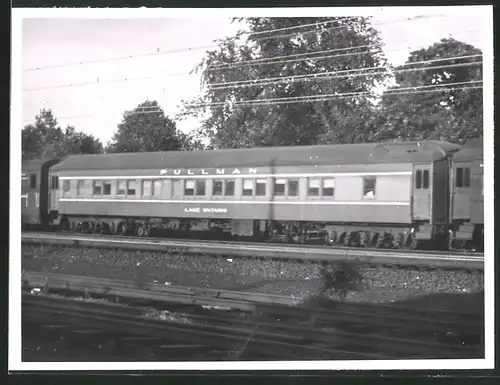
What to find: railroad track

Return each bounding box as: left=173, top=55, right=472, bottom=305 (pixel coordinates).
left=22, top=294, right=385, bottom=361
left=21, top=271, right=484, bottom=359
left=22, top=289, right=483, bottom=361
left=22, top=271, right=296, bottom=311
left=22, top=232, right=484, bottom=269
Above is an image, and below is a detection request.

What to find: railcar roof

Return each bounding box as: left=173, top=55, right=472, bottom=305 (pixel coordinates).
left=51, top=141, right=461, bottom=172
left=22, top=158, right=60, bottom=172
left=452, top=138, right=483, bottom=162
left=22, top=159, right=45, bottom=172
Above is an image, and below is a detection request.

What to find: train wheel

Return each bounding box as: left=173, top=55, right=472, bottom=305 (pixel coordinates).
left=116, top=223, right=127, bottom=236
left=359, top=231, right=370, bottom=248
left=450, top=239, right=467, bottom=251
left=136, top=225, right=146, bottom=237
left=60, top=216, right=70, bottom=232
left=410, top=238, right=419, bottom=250
left=329, top=230, right=337, bottom=245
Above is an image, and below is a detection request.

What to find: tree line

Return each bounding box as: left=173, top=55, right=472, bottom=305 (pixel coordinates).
left=22, top=17, right=483, bottom=161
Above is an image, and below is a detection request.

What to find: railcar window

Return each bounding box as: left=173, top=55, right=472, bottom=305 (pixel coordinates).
left=185, top=180, right=195, bottom=196
left=77, top=180, right=85, bottom=196
left=456, top=167, right=471, bottom=188
left=117, top=180, right=126, bottom=196
left=415, top=170, right=422, bottom=189
left=423, top=170, right=430, bottom=189
left=308, top=178, right=320, bottom=197
left=30, top=174, right=37, bottom=189
left=103, top=181, right=112, bottom=196
left=62, top=180, right=71, bottom=196
left=225, top=180, right=235, bottom=196
left=153, top=180, right=162, bottom=197
left=51, top=176, right=59, bottom=190
left=256, top=179, right=266, bottom=196
left=242, top=179, right=253, bottom=196
left=93, top=181, right=102, bottom=196
left=274, top=179, right=286, bottom=196
left=464, top=168, right=471, bottom=187
left=172, top=180, right=181, bottom=196
left=196, top=180, right=206, bottom=196
left=363, top=177, right=376, bottom=198
left=322, top=178, right=335, bottom=197
left=213, top=180, right=223, bottom=196
left=288, top=180, right=299, bottom=197
left=127, top=180, right=136, bottom=196
left=456, top=168, right=463, bottom=187
left=142, top=180, right=152, bottom=197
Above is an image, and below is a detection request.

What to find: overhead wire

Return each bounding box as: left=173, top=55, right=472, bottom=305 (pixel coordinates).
left=208, top=62, right=483, bottom=92
left=23, top=13, right=458, bottom=73
left=29, top=82, right=482, bottom=121
left=207, top=55, right=483, bottom=89
left=23, top=53, right=483, bottom=93
left=206, top=29, right=484, bottom=71
left=187, top=80, right=483, bottom=108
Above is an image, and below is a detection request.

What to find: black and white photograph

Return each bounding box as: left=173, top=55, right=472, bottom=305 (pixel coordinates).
left=10, top=5, right=494, bottom=371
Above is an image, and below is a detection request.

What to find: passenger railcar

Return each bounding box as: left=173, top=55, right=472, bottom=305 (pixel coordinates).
left=21, top=159, right=59, bottom=229
left=449, top=139, right=484, bottom=251
left=44, top=140, right=461, bottom=249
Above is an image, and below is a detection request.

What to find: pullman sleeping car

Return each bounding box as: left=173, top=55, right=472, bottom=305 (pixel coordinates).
left=36, top=140, right=464, bottom=250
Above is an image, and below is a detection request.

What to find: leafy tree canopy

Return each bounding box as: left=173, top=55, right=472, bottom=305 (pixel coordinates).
left=106, top=100, right=203, bottom=153
left=182, top=17, right=391, bottom=148
left=22, top=109, right=103, bottom=161
left=374, top=38, right=483, bottom=144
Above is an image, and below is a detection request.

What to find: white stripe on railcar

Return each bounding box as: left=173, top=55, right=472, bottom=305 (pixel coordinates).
left=58, top=171, right=412, bottom=180
left=59, top=198, right=410, bottom=206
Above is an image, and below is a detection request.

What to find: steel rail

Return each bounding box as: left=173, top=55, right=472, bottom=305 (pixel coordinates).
left=22, top=230, right=483, bottom=257
left=23, top=294, right=480, bottom=359
left=22, top=271, right=483, bottom=333
left=22, top=232, right=484, bottom=269
left=23, top=294, right=388, bottom=360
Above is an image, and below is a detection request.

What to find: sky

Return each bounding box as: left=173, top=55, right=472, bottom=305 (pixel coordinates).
left=21, top=6, right=491, bottom=145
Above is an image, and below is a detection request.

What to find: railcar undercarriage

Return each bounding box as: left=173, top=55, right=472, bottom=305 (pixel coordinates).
left=52, top=214, right=476, bottom=251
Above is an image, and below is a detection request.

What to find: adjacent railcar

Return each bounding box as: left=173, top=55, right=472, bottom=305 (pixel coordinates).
left=21, top=159, right=59, bottom=229
left=47, top=140, right=460, bottom=249
left=449, top=139, right=484, bottom=251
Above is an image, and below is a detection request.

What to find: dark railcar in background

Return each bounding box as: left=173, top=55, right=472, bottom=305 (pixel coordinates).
left=21, top=159, right=60, bottom=229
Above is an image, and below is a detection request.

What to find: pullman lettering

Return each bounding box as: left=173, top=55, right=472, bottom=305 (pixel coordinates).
left=160, top=168, right=258, bottom=176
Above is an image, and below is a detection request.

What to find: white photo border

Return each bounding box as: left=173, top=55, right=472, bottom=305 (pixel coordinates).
left=10, top=5, right=495, bottom=372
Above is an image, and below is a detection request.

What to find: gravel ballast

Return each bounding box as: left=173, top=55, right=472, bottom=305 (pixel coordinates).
left=21, top=244, right=484, bottom=306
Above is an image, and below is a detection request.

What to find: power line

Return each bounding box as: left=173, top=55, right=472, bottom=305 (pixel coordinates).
left=208, top=61, right=483, bottom=92
left=247, top=16, right=358, bottom=37
left=26, top=83, right=479, bottom=123
left=206, top=29, right=484, bottom=71
left=23, top=14, right=460, bottom=73
left=206, top=54, right=482, bottom=87
left=245, top=14, right=447, bottom=44
left=187, top=80, right=483, bottom=108
left=23, top=53, right=483, bottom=93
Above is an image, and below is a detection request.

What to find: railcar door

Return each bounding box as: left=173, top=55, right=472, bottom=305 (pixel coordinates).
left=412, top=165, right=431, bottom=220
left=49, top=174, right=60, bottom=212
left=452, top=163, right=473, bottom=220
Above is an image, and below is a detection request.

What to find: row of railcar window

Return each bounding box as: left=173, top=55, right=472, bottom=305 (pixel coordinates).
left=59, top=176, right=381, bottom=200
left=28, top=165, right=474, bottom=199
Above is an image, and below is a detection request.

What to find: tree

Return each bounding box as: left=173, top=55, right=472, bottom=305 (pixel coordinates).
left=22, top=109, right=103, bottom=160
left=106, top=100, right=203, bottom=153
left=374, top=38, right=483, bottom=144
left=181, top=17, right=391, bottom=148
